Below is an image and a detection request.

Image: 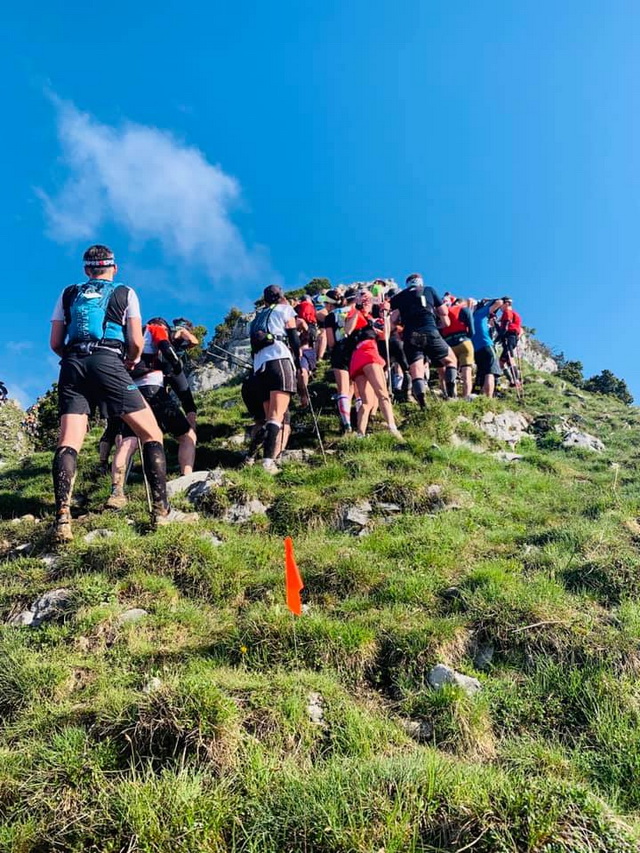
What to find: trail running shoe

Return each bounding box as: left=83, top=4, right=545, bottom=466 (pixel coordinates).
left=154, top=507, right=199, bottom=527
left=106, top=487, right=128, bottom=510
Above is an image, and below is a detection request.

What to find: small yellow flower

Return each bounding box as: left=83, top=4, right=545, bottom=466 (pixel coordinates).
left=240, top=645, right=248, bottom=655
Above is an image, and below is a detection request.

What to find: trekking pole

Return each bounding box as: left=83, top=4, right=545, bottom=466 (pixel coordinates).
left=302, top=376, right=327, bottom=465
left=516, top=345, right=526, bottom=399
left=505, top=350, right=524, bottom=403
left=207, top=342, right=252, bottom=370
left=137, top=439, right=153, bottom=514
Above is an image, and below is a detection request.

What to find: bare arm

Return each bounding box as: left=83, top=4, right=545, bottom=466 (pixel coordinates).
left=125, top=317, right=144, bottom=363
left=174, top=327, right=199, bottom=347
left=436, top=305, right=450, bottom=328
left=50, top=321, right=66, bottom=356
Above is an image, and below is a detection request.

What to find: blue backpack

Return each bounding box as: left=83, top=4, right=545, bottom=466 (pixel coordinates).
left=63, top=280, right=127, bottom=344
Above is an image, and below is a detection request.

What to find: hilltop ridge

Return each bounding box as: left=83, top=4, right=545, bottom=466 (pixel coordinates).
left=1, top=353, right=640, bottom=851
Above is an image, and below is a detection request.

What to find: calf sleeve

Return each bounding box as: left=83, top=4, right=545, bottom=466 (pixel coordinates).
left=52, top=446, right=78, bottom=517
left=336, top=394, right=351, bottom=427
left=142, top=440, right=169, bottom=514
left=248, top=425, right=266, bottom=457
left=263, top=420, right=281, bottom=460
left=445, top=366, right=458, bottom=398
left=412, top=378, right=426, bottom=409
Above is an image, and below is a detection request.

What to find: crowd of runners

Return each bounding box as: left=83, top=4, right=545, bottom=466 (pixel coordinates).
left=46, top=244, right=524, bottom=542
left=240, top=276, right=523, bottom=466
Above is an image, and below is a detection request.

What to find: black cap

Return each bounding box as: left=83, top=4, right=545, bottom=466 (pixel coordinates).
left=263, top=284, right=284, bottom=305
left=344, top=287, right=358, bottom=301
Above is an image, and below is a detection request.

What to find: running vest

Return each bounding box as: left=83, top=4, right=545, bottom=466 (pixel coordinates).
left=332, top=306, right=351, bottom=342
left=62, top=280, right=128, bottom=345
left=443, top=305, right=470, bottom=338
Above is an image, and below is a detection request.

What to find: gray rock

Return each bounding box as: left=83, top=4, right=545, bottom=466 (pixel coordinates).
left=428, top=663, right=481, bottom=697
left=9, top=543, right=34, bottom=559
left=493, top=451, right=524, bottom=462
left=479, top=411, right=530, bottom=446
left=473, top=643, right=495, bottom=670
left=518, top=333, right=558, bottom=374
left=307, top=691, right=325, bottom=725
left=83, top=529, right=115, bottom=543
left=401, top=718, right=433, bottom=743
left=279, top=448, right=314, bottom=463
left=377, top=502, right=402, bottom=514
left=11, top=514, right=37, bottom=524
left=222, top=399, right=238, bottom=409
left=229, top=434, right=246, bottom=446
left=223, top=499, right=269, bottom=524
left=8, top=587, right=73, bottom=628
left=340, top=500, right=373, bottom=530
left=200, top=532, right=223, bottom=546
left=117, top=608, right=148, bottom=626
left=189, top=364, right=237, bottom=393
left=40, top=553, right=60, bottom=570
left=166, top=469, right=226, bottom=502
left=562, top=429, right=605, bottom=453
left=143, top=676, right=163, bottom=694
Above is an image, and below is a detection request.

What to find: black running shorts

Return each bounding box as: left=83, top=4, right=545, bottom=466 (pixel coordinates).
left=255, top=358, right=297, bottom=395
left=403, top=328, right=450, bottom=366
left=241, top=372, right=268, bottom=421
left=58, top=351, right=146, bottom=418
left=330, top=339, right=352, bottom=372
left=121, top=385, right=190, bottom=439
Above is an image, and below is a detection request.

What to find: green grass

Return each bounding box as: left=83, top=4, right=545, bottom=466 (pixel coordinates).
left=1, top=365, right=640, bottom=849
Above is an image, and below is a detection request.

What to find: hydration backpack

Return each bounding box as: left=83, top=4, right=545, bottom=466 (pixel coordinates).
left=63, top=280, right=127, bottom=344
left=249, top=307, right=276, bottom=353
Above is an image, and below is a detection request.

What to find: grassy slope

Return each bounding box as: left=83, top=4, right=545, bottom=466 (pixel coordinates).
left=1, top=370, right=640, bottom=852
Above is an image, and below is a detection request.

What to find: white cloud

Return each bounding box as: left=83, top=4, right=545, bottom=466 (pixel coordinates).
left=6, top=341, right=34, bottom=355
left=39, top=97, right=269, bottom=291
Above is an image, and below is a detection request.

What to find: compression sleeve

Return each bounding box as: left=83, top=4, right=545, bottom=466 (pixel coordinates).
left=286, top=327, right=302, bottom=368
left=167, top=371, right=197, bottom=414
left=158, top=339, right=182, bottom=372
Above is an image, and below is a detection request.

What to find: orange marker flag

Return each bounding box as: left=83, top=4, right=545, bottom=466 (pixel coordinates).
left=284, top=536, right=304, bottom=616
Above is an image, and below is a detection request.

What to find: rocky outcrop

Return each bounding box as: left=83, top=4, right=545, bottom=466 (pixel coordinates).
left=518, top=333, right=557, bottom=374
left=0, top=401, right=30, bottom=468
left=478, top=411, right=530, bottom=446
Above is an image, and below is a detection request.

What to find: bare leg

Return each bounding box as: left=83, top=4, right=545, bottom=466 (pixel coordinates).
left=483, top=374, right=495, bottom=398
left=461, top=365, right=473, bottom=398
left=362, top=363, right=398, bottom=432
left=177, top=428, right=197, bottom=475
left=355, top=375, right=374, bottom=435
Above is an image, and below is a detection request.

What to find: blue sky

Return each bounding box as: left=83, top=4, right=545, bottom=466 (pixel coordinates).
left=2, top=1, right=639, bottom=405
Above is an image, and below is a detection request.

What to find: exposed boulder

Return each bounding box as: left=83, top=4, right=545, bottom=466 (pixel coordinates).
left=307, top=692, right=325, bottom=725
left=562, top=429, right=605, bottom=453
left=339, top=501, right=373, bottom=533
left=117, top=608, right=148, bottom=626
left=428, top=663, right=481, bottom=697
left=83, top=529, right=115, bottom=543
left=0, top=400, right=30, bottom=467
left=189, top=364, right=238, bottom=393
left=8, top=588, right=74, bottom=628
left=478, top=411, right=530, bottom=446
left=166, top=469, right=226, bottom=502
left=518, top=333, right=558, bottom=374
left=223, top=499, right=269, bottom=524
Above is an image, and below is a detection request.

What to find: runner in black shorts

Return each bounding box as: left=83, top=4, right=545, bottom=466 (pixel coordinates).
left=249, top=285, right=301, bottom=472
left=50, top=245, right=196, bottom=540
left=241, top=370, right=291, bottom=464
left=390, top=273, right=458, bottom=407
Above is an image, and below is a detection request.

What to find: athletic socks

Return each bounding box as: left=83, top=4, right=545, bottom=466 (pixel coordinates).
left=263, top=420, right=281, bottom=461
left=445, top=367, right=458, bottom=398
left=336, top=394, right=351, bottom=428
left=411, top=378, right=426, bottom=409
left=52, top=446, right=77, bottom=518
left=142, top=440, right=169, bottom=514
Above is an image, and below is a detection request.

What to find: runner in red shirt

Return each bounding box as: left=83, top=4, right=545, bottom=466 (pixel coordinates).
left=344, top=290, right=403, bottom=440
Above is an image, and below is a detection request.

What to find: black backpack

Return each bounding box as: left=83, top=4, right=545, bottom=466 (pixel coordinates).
left=249, top=307, right=276, bottom=353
